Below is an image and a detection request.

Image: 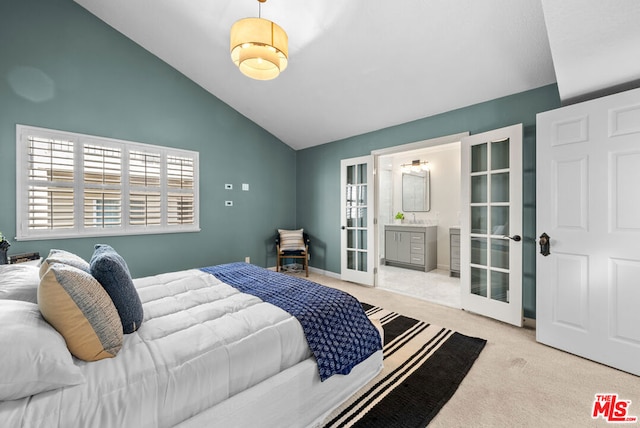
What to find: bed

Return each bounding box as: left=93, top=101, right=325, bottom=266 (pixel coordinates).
left=0, top=253, right=383, bottom=428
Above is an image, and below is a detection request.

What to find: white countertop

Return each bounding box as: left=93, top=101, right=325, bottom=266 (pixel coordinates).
left=386, top=223, right=437, bottom=227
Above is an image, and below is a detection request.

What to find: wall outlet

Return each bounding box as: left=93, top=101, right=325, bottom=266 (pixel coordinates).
left=225, top=183, right=233, bottom=190
left=225, top=201, right=233, bottom=206
left=245, top=256, right=250, bottom=263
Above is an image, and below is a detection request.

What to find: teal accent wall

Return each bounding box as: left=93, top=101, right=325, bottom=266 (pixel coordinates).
left=296, top=85, right=562, bottom=318
left=2, top=0, right=561, bottom=318
left=0, top=0, right=296, bottom=277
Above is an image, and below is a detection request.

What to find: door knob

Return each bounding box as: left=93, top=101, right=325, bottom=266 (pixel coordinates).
left=503, top=235, right=521, bottom=242
left=539, top=232, right=550, bottom=256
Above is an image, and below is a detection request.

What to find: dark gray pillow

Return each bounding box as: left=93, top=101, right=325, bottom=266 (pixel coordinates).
left=90, top=244, right=143, bottom=334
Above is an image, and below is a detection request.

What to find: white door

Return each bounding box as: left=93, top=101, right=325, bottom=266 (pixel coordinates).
left=460, top=124, right=523, bottom=326
left=340, top=155, right=375, bottom=285
left=536, top=87, right=640, bottom=376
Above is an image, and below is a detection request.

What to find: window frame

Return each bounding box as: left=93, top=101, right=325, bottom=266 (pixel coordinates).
left=16, top=124, right=200, bottom=241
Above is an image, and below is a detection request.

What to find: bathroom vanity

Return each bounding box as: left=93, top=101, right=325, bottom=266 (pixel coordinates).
left=384, top=225, right=437, bottom=272
left=449, top=227, right=460, bottom=277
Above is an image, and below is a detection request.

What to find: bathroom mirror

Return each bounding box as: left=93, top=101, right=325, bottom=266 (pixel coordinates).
left=402, top=171, right=430, bottom=212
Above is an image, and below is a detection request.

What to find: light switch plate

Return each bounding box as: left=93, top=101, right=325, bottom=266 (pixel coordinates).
left=225, top=201, right=233, bottom=206
left=242, top=183, right=249, bottom=191
left=225, top=184, right=233, bottom=190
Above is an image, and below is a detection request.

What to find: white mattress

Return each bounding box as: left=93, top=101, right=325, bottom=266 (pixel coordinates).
left=179, top=348, right=384, bottom=428
left=1, top=269, right=313, bottom=427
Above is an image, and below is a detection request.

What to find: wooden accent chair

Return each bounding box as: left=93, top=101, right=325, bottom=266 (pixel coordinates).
left=276, top=229, right=310, bottom=277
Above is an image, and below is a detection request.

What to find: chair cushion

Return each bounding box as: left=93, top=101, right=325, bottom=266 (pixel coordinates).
left=278, top=229, right=306, bottom=252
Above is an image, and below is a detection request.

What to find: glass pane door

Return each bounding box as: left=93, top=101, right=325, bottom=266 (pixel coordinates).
left=346, top=163, right=368, bottom=272
left=341, top=156, right=374, bottom=285
left=470, top=138, right=511, bottom=302
left=461, top=124, right=522, bottom=326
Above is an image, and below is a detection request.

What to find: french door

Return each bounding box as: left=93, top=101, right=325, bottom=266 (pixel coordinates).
left=340, top=155, right=375, bottom=285
left=461, top=124, right=523, bottom=326
left=536, top=87, right=640, bottom=376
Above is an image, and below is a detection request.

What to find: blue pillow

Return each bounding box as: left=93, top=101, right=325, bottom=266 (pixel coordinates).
left=90, top=244, right=143, bottom=334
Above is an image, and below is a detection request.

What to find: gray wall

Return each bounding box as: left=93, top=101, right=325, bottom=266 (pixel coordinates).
left=296, top=85, right=562, bottom=318
left=0, top=0, right=295, bottom=277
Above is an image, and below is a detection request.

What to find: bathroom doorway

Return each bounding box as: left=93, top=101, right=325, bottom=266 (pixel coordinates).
left=373, top=134, right=465, bottom=308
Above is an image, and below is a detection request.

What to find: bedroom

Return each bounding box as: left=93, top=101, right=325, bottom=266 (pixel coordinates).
left=1, top=0, right=640, bottom=426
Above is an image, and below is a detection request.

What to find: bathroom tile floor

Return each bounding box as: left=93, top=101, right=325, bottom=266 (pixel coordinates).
left=377, top=264, right=461, bottom=309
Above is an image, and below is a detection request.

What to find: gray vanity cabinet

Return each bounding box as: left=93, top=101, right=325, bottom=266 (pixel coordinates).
left=384, top=225, right=437, bottom=272
left=449, top=227, right=460, bottom=277
left=385, top=230, right=411, bottom=264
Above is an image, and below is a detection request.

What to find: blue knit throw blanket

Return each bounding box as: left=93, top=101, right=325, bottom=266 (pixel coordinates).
left=201, top=263, right=382, bottom=381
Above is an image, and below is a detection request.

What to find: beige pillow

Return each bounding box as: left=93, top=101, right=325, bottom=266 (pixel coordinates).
left=278, top=229, right=306, bottom=251
left=38, top=263, right=123, bottom=361
left=39, top=249, right=90, bottom=278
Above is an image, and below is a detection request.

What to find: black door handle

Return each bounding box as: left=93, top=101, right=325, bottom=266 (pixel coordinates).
left=503, top=235, right=521, bottom=242
left=539, top=233, right=550, bottom=256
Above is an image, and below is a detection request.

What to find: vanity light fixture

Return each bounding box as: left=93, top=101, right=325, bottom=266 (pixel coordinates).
left=230, top=0, right=288, bottom=81
left=401, top=160, right=429, bottom=173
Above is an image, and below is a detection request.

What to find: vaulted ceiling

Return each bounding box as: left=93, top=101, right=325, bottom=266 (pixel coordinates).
left=74, top=0, right=640, bottom=150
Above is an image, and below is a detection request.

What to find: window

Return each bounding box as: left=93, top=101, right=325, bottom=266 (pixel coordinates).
left=16, top=125, right=199, bottom=240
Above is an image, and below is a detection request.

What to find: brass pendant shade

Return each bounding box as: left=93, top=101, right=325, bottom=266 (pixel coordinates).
left=230, top=16, right=288, bottom=81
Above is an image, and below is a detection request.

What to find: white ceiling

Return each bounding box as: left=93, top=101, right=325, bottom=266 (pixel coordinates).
left=73, top=0, right=640, bottom=150
left=541, top=0, right=640, bottom=103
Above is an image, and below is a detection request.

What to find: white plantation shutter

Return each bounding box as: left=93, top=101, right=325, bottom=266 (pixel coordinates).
left=167, top=155, right=195, bottom=225
left=129, top=151, right=161, bottom=187
left=129, top=151, right=162, bottom=226
left=168, top=194, right=194, bottom=225
left=129, top=192, right=162, bottom=226
left=16, top=125, right=199, bottom=240
left=83, top=144, right=122, bottom=228
left=27, top=136, right=75, bottom=230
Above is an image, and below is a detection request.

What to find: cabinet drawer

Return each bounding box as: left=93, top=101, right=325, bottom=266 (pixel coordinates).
left=410, top=254, right=425, bottom=265
left=410, top=244, right=424, bottom=254
left=450, top=227, right=461, bottom=275
left=451, top=257, right=460, bottom=270
left=410, top=233, right=424, bottom=244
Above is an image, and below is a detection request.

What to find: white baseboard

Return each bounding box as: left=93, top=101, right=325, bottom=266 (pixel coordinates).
left=523, top=317, right=536, bottom=329
left=309, top=266, right=341, bottom=279
left=268, top=265, right=340, bottom=280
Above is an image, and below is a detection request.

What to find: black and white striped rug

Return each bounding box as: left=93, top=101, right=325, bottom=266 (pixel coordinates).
left=322, top=304, right=487, bottom=428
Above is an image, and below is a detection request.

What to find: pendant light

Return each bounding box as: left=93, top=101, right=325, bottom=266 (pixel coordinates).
left=230, top=0, right=288, bottom=80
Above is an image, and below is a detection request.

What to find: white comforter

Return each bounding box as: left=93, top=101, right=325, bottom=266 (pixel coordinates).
left=2, top=269, right=311, bottom=427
